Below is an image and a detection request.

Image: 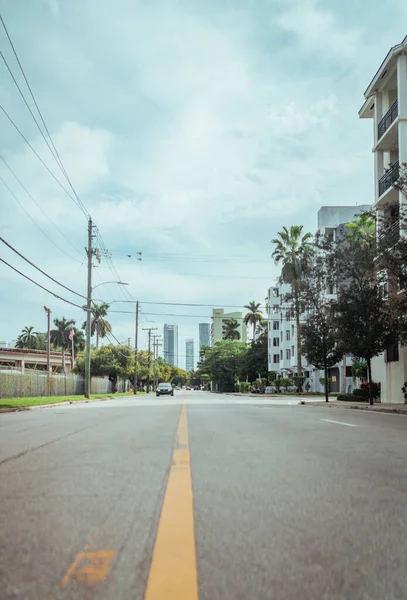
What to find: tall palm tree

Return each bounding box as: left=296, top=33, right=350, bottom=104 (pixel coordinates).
left=222, top=319, right=241, bottom=341
left=244, top=301, right=263, bottom=341
left=272, top=225, right=313, bottom=379
left=83, top=302, right=112, bottom=347
left=15, top=326, right=37, bottom=349
left=50, top=317, right=75, bottom=372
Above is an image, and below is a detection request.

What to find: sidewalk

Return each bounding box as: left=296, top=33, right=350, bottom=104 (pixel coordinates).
left=304, top=399, right=407, bottom=414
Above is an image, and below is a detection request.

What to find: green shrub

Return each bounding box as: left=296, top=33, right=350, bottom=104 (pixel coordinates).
left=337, top=393, right=355, bottom=401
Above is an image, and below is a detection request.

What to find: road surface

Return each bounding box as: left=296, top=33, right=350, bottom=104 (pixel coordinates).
left=1, top=391, right=407, bottom=599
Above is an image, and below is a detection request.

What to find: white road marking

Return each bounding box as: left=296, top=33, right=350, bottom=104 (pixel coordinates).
left=322, top=419, right=357, bottom=428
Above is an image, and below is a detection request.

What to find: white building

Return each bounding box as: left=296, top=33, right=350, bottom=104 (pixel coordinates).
left=185, top=338, right=194, bottom=372
left=359, top=35, right=407, bottom=403
left=268, top=205, right=371, bottom=393
left=163, top=324, right=178, bottom=367
left=211, top=309, right=247, bottom=344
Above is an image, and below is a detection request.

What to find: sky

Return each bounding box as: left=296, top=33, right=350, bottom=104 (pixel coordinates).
left=0, top=0, right=406, bottom=370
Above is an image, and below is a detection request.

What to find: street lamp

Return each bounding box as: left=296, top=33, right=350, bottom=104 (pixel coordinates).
left=92, top=281, right=129, bottom=292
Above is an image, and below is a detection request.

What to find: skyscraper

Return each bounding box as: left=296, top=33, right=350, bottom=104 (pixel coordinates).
left=199, top=323, right=210, bottom=351
left=185, top=338, right=194, bottom=372
left=163, top=324, right=178, bottom=366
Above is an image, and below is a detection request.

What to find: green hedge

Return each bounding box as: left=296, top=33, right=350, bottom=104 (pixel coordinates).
left=337, top=393, right=355, bottom=402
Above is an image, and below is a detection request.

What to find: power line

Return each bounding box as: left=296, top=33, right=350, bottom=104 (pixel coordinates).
left=0, top=103, right=84, bottom=212
left=0, top=236, right=87, bottom=299
left=110, top=300, right=267, bottom=309
left=0, top=173, right=75, bottom=260
left=0, top=154, right=82, bottom=257
left=0, top=256, right=84, bottom=309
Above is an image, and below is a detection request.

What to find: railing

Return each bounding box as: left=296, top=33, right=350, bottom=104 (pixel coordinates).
left=379, top=219, right=400, bottom=247
left=378, top=161, right=399, bottom=196
left=377, top=100, right=398, bottom=139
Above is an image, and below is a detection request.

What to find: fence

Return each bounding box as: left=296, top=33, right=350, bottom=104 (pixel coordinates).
left=0, top=369, right=129, bottom=399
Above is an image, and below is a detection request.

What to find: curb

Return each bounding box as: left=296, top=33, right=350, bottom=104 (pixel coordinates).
left=345, top=405, right=407, bottom=415
left=0, top=407, right=31, bottom=414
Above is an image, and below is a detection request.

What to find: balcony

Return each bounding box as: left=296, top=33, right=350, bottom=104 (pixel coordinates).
left=378, top=219, right=400, bottom=248
left=378, top=161, right=399, bottom=197
left=377, top=100, right=398, bottom=140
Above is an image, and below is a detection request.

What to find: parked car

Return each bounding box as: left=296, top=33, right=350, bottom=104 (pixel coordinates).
left=186, top=386, right=191, bottom=390
left=193, top=386, right=199, bottom=390
left=156, top=383, right=174, bottom=397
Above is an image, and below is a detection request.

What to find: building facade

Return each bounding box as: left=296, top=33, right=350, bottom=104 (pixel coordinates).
left=199, top=323, right=210, bottom=352
left=359, top=36, right=407, bottom=403
left=211, top=309, right=247, bottom=344
left=163, top=324, right=178, bottom=367
left=185, top=338, right=194, bottom=372
left=268, top=205, right=371, bottom=393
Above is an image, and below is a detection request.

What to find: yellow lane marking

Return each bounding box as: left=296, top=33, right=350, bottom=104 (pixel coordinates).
left=60, top=547, right=115, bottom=590
left=144, top=402, right=199, bottom=600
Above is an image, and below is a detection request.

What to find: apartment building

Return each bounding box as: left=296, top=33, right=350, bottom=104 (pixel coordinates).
left=199, top=323, right=210, bottom=351
left=211, top=309, right=247, bottom=344
left=185, top=338, right=194, bottom=372
left=359, top=36, right=407, bottom=403
left=268, top=205, right=370, bottom=392
left=163, top=324, right=178, bottom=367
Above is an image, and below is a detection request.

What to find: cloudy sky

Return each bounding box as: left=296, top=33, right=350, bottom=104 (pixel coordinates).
left=0, top=0, right=406, bottom=369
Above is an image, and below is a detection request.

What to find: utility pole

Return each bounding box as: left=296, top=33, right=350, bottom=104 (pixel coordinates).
left=152, top=335, right=162, bottom=388
left=143, top=327, right=157, bottom=393
left=85, top=218, right=94, bottom=399
left=134, top=301, right=139, bottom=394
left=342, top=354, right=347, bottom=394
left=44, top=306, right=51, bottom=396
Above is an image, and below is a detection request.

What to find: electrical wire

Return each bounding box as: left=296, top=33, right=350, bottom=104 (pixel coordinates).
left=0, top=173, right=75, bottom=260
left=0, top=155, right=83, bottom=257
left=0, top=256, right=84, bottom=309
left=110, top=300, right=267, bottom=309
left=0, top=236, right=87, bottom=299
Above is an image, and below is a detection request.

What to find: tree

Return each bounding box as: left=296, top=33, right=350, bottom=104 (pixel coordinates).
left=272, top=225, right=313, bottom=381
left=198, top=341, right=247, bottom=392
left=15, top=326, right=37, bottom=349
left=300, top=253, right=343, bottom=402
left=83, top=302, right=112, bottom=348
left=322, top=214, right=398, bottom=405
left=238, top=334, right=268, bottom=383
left=74, top=344, right=133, bottom=392
left=50, top=317, right=75, bottom=372
left=243, top=301, right=263, bottom=341
left=222, top=319, right=241, bottom=341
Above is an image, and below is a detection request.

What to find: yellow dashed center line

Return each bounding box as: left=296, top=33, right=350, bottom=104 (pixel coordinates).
left=144, top=402, right=199, bottom=599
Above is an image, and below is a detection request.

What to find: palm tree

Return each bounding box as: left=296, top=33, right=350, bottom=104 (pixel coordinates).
left=272, top=225, right=313, bottom=380
left=83, top=302, right=112, bottom=347
left=15, top=326, right=37, bottom=349
left=50, top=317, right=75, bottom=372
left=244, top=301, right=263, bottom=341
left=222, top=319, right=241, bottom=341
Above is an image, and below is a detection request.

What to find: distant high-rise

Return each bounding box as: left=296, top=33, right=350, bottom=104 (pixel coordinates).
left=199, top=323, right=210, bottom=351
left=185, top=338, right=194, bottom=372
left=163, top=324, right=178, bottom=366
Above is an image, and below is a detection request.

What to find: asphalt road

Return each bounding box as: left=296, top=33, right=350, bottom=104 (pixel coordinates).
left=1, top=391, right=407, bottom=599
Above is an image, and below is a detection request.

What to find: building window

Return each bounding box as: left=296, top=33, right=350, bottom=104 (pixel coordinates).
left=286, top=331, right=290, bottom=341
left=280, top=350, right=283, bottom=360
left=273, top=338, right=279, bottom=347
left=280, top=331, right=283, bottom=342
left=286, top=349, right=291, bottom=360
left=386, top=345, right=399, bottom=362
left=291, top=324, right=295, bottom=337
left=272, top=288, right=279, bottom=297
left=273, top=305, right=279, bottom=314
left=327, top=283, right=335, bottom=295
left=273, top=354, right=280, bottom=364
left=273, top=321, right=279, bottom=330
left=285, top=310, right=291, bottom=321
left=291, top=345, right=294, bottom=356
